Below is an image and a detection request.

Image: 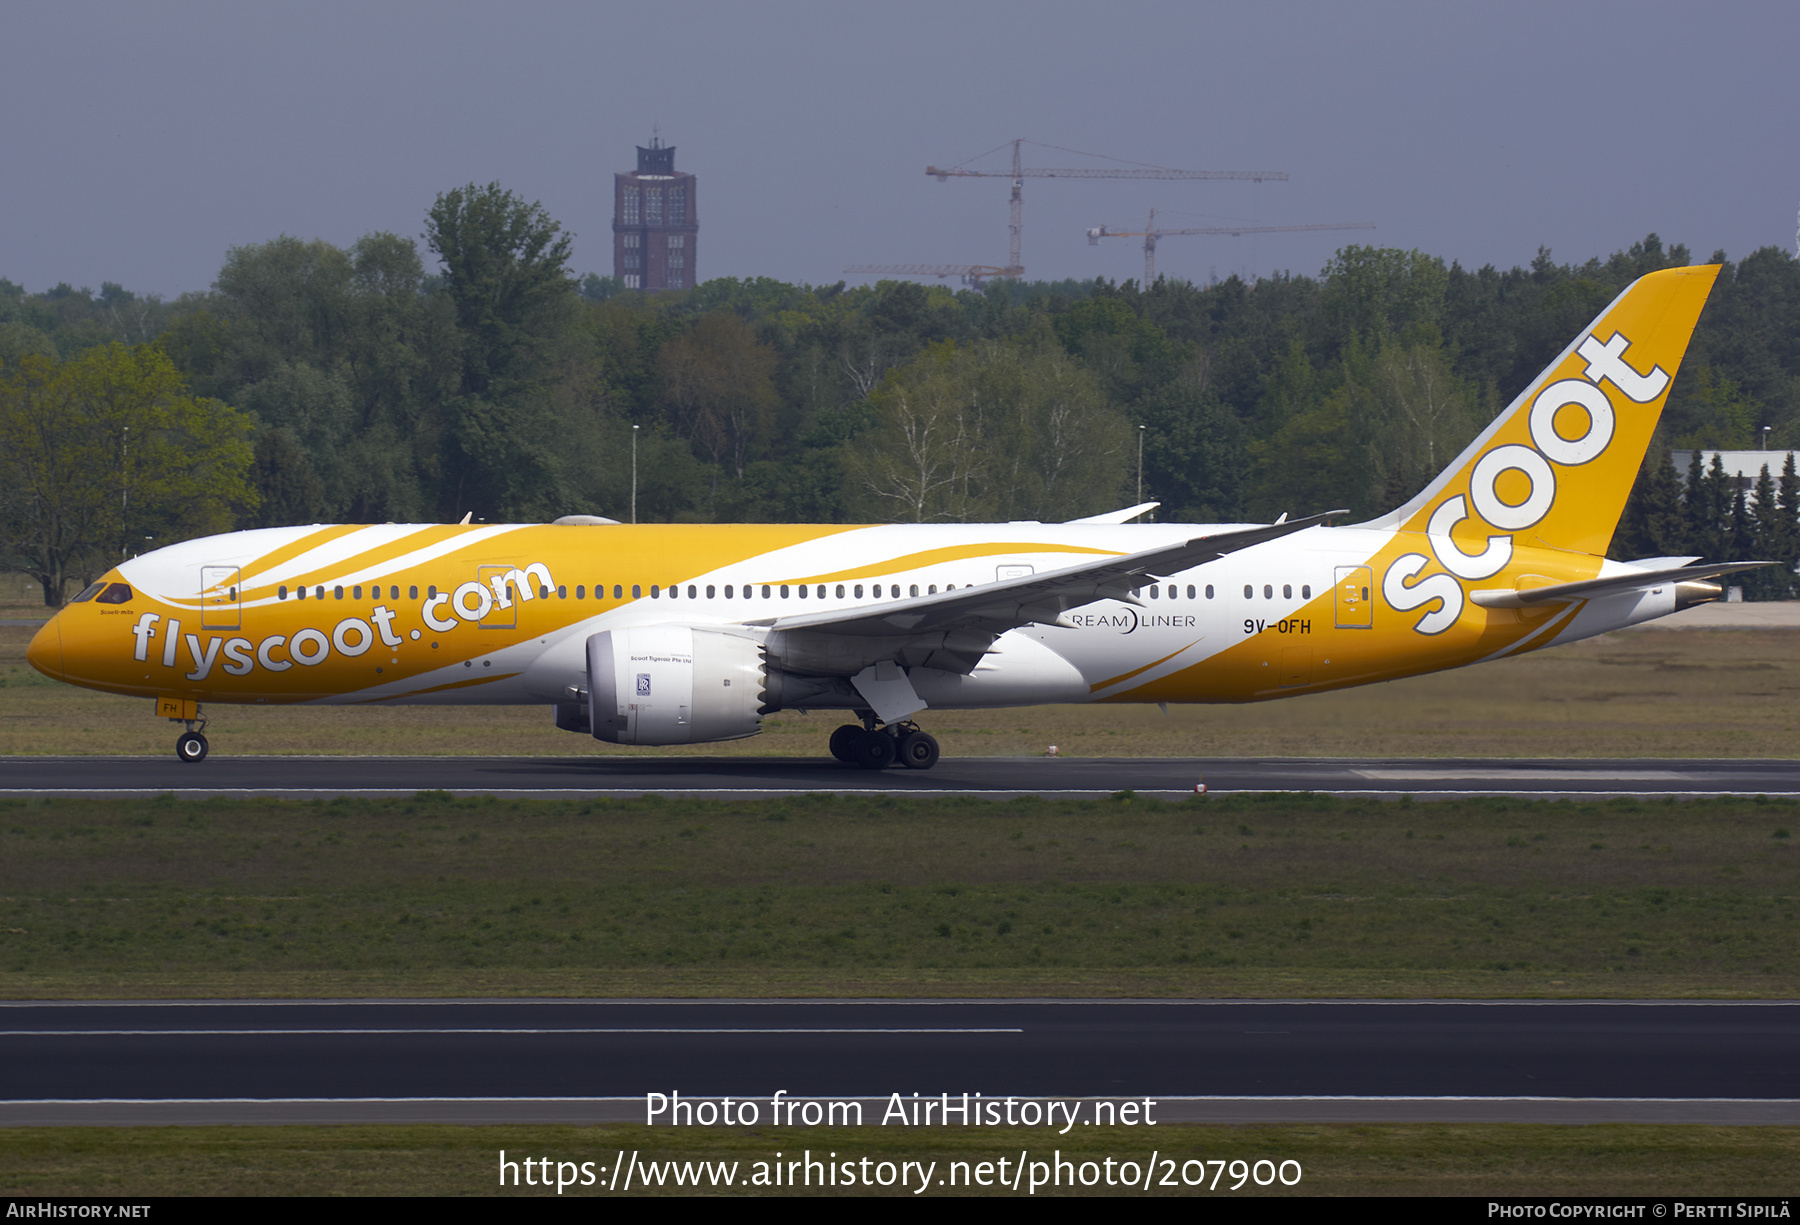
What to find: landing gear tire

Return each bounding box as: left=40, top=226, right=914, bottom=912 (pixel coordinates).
left=829, top=724, right=864, bottom=764
left=897, top=730, right=940, bottom=770
left=850, top=729, right=896, bottom=770
left=176, top=732, right=209, bottom=763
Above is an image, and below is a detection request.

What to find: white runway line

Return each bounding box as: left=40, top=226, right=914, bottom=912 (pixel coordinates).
left=0, top=1021, right=1022, bottom=1028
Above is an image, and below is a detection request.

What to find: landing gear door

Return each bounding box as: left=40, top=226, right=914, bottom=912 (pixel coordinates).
left=200, top=566, right=240, bottom=630
left=1335, top=565, right=1373, bottom=629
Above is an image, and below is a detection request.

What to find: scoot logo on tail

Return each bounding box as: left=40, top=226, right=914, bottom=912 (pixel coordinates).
left=1383, top=329, right=1669, bottom=634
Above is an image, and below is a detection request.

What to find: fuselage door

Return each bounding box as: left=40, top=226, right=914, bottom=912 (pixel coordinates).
left=200, top=566, right=240, bottom=630
left=477, top=565, right=518, bottom=629
left=1335, top=565, right=1373, bottom=629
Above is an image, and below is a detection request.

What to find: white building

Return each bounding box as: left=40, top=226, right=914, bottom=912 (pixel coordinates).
left=1670, top=450, right=1798, bottom=493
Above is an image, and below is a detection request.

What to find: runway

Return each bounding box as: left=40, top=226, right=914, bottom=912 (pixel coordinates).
left=3, top=754, right=1800, bottom=800
left=3, top=999, right=1797, bottom=1126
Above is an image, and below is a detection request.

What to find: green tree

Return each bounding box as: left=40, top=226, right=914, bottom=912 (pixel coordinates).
left=426, top=182, right=574, bottom=398
left=426, top=183, right=582, bottom=520
left=846, top=335, right=1127, bottom=522
left=1320, top=246, right=1449, bottom=349
left=657, top=312, right=780, bottom=487
left=0, top=345, right=255, bottom=604
left=1613, top=450, right=1687, bottom=560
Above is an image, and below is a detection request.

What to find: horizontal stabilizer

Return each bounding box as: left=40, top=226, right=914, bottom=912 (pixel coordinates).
left=1469, top=561, right=1775, bottom=609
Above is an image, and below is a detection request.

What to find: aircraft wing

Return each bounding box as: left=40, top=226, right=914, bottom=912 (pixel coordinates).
left=751, top=511, right=1343, bottom=676
left=1469, top=561, right=1775, bottom=608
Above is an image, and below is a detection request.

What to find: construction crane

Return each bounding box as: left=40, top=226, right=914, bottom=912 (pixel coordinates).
left=842, top=263, right=1013, bottom=288
left=1088, top=210, right=1376, bottom=284
left=847, top=139, right=1287, bottom=283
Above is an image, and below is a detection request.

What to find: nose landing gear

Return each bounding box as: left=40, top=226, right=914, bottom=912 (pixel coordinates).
left=828, top=716, right=939, bottom=770
left=158, top=697, right=209, bottom=762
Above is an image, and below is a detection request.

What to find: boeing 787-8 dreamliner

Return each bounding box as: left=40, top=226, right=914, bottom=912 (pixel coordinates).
left=27, top=265, right=1766, bottom=767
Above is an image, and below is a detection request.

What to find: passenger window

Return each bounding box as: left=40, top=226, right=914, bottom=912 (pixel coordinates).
left=1243, top=585, right=1252, bottom=599
left=836, top=584, right=845, bottom=598
left=278, top=585, right=289, bottom=600
left=615, top=585, right=624, bottom=599
left=633, top=585, right=642, bottom=599
left=541, top=585, right=551, bottom=599
left=576, top=585, right=585, bottom=599
left=780, top=585, right=790, bottom=598
left=928, top=585, right=937, bottom=595
left=409, top=586, right=419, bottom=600
left=1283, top=584, right=1292, bottom=599
left=706, top=585, right=715, bottom=598
left=557, top=586, right=566, bottom=598
left=1187, top=585, right=1196, bottom=599
left=762, top=585, right=771, bottom=598
left=1302, top=585, right=1312, bottom=599
left=798, top=585, right=808, bottom=599
left=71, top=582, right=105, bottom=603
left=1149, top=585, right=1159, bottom=598
left=390, top=586, right=400, bottom=599
left=667, top=585, right=677, bottom=599
left=317, top=586, right=326, bottom=600
left=1263, top=585, right=1273, bottom=599
left=854, top=584, right=864, bottom=599
left=353, top=586, right=363, bottom=599
left=909, top=584, right=919, bottom=597
left=334, top=585, right=344, bottom=599
left=651, top=585, right=660, bottom=598
left=1205, top=585, right=1214, bottom=599
left=95, top=582, right=134, bottom=604
left=297, top=586, right=307, bottom=600
left=428, top=586, right=437, bottom=599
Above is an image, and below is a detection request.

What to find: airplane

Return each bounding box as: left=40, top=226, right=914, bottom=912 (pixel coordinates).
left=26, top=264, right=1769, bottom=767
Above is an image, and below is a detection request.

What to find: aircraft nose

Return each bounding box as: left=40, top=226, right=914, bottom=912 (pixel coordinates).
left=26, top=614, right=62, bottom=679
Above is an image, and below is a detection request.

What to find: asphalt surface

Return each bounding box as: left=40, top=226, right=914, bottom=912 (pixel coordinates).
left=3, top=999, right=1797, bottom=1126
left=4, top=754, right=1800, bottom=799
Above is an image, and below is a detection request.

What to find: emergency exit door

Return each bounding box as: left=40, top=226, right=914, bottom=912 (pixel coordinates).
left=1335, top=565, right=1373, bottom=628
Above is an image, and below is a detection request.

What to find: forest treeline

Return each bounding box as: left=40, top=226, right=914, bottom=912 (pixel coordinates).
left=2, top=181, right=1799, bottom=603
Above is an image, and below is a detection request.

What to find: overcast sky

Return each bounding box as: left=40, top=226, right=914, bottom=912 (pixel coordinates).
left=4, top=1, right=1795, bottom=299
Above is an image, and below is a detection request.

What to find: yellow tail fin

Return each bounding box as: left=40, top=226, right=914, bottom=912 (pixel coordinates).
left=1374, top=264, right=1719, bottom=557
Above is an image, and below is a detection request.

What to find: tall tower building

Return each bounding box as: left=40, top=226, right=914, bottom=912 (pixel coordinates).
left=613, top=138, right=697, bottom=290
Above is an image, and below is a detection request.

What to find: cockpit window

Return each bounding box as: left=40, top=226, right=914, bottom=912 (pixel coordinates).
left=70, top=582, right=106, bottom=603
left=95, top=583, right=134, bottom=604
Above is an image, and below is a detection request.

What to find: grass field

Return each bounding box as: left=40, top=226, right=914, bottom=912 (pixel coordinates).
left=3, top=791, right=1797, bottom=1000
left=3, top=1122, right=1797, bottom=1196
left=6, top=577, right=1800, bottom=758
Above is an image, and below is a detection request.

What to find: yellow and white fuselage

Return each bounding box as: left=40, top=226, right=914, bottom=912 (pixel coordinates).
left=26, top=266, right=1757, bottom=762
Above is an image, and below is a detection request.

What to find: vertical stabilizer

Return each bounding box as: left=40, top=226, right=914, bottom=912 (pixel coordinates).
left=1368, top=264, right=1719, bottom=558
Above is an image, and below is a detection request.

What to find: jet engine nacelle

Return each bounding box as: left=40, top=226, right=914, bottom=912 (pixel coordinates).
left=585, top=625, right=767, bottom=745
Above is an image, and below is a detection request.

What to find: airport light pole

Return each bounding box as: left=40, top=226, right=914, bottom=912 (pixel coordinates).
left=631, top=425, right=639, bottom=524
left=1137, top=425, right=1145, bottom=508
left=1763, top=425, right=1772, bottom=450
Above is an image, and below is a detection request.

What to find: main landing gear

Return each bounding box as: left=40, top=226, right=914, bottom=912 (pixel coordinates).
left=829, top=717, right=939, bottom=771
